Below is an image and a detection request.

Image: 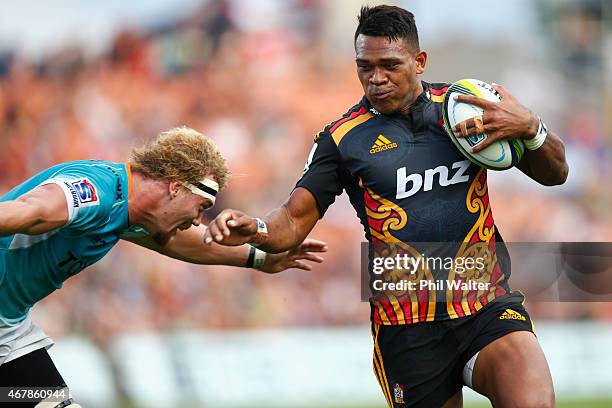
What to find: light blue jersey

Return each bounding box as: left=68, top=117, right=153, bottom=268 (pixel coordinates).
left=0, top=160, right=135, bottom=325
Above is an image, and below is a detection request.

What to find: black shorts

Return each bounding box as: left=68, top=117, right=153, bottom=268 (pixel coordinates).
left=371, top=294, right=534, bottom=408
left=0, top=348, right=68, bottom=408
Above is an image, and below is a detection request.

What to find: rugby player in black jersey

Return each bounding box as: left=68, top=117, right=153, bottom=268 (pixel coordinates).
left=204, top=5, right=568, bottom=408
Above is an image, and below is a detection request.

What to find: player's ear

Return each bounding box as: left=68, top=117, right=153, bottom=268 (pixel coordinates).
left=168, top=181, right=181, bottom=198
left=414, top=50, right=427, bottom=75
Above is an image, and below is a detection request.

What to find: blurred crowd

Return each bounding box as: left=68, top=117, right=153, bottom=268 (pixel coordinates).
left=0, top=0, right=611, bottom=345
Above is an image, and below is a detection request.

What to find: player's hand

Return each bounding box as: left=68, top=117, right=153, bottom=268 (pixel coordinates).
left=203, top=209, right=258, bottom=246
left=259, top=238, right=327, bottom=274
left=452, top=83, right=540, bottom=153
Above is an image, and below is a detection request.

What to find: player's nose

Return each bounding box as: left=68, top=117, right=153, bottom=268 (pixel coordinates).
left=370, top=67, right=388, bottom=84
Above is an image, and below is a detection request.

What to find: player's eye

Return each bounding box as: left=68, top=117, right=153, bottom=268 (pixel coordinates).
left=384, top=63, right=399, bottom=70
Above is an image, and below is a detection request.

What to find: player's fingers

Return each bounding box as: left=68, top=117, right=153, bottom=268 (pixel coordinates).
left=228, top=215, right=254, bottom=230
left=210, top=211, right=236, bottom=241
left=203, top=227, right=214, bottom=245
left=455, top=117, right=488, bottom=138
left=300, top=239, right=328, bottom=252
left=214, top=214, right=232, bottom=239
left=454, top=113, right=493, bottom=135
left=492, top=83, right=513, bottom=101
left=208, top=221, right=225, bottom=243
left=291, top=260, right=313, bottom=271
left=453, top=120, right=472, bottom=138
left=470, top=133, right=499, bottom=153
left=453, top=94, right=495, bottom=110
left=457, top=120, right=469, bottom=137
left=294, top=252, right=324, bottom=263
left=226, top=211, right=244, bottom=227
left=473, top=115, right=486, bottom=134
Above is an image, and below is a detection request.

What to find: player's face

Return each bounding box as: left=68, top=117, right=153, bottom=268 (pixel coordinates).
left=159, top=186, right=213, bottom=237
left=355, top=35, right=427, bottom=115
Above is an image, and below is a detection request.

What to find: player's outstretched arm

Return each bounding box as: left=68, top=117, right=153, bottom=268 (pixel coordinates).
left=453, top=84, right=569, bottom=186
left=123, top=222, right=326, bottom=273
left=204, top=187, right=321, bottom=254
left=0, top=184, right=69, bottom=237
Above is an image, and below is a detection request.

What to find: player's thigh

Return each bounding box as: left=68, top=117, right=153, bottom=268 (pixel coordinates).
left=372, top=323, right=464, bottom=408
left=471, top=331, right=554, bottom=408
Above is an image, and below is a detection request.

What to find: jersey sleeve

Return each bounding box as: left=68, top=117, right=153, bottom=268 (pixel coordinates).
left=40, top=171, right=115, bottom=232
left=294, top=131, right=345, bottom=217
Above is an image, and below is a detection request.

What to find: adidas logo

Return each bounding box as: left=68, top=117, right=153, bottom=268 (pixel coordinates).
left=499, top=309, right=526, bottom=321
left=370, top=134, right=398, bottom=154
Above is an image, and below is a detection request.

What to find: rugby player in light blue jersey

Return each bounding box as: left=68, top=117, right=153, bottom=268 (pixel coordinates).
left=0, top=127, right=326, bottom=408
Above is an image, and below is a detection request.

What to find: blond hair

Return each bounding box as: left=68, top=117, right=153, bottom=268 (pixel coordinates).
left=129, top=126, right=229, bottom=189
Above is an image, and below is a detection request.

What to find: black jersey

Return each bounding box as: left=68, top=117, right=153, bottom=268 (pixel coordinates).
left=296, top=81, right=518, bottom=325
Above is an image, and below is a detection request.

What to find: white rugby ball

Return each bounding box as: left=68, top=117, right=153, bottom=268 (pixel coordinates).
left=442, top=78, right=524, bottom=170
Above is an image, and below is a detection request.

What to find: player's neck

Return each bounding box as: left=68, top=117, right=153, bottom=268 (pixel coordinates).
left=128, top=172, right=166, bottom=230
left=398, top=80, right=424, bottom=117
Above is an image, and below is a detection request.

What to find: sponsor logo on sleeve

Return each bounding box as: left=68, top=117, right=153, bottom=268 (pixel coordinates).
left=63, top=181, right=80, bottom=208
left=70, top=178, right=99, bottom=207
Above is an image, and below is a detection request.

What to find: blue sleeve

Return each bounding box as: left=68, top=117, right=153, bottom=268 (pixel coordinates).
left=40, top=165, right=117, bottom=232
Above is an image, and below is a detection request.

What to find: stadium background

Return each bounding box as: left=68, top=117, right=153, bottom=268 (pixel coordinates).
left=1, top=0, right=611, bottom=407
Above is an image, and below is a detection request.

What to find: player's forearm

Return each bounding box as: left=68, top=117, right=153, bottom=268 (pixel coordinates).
left=253, top=188, right=321, bottom=253
left=520, top=130, right=569, bottom=186
left=256, top=204, right=307, bottom=254
left=173, top=241, right=250, bottom=266
left=164, top=226, right=250, bottom=266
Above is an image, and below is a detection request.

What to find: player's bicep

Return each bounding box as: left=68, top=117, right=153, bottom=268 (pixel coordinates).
left=14, top=184, right=69, bottom=234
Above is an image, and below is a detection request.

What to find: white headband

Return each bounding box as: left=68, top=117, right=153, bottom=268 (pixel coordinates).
left=181, top=178, right=219, bottom=205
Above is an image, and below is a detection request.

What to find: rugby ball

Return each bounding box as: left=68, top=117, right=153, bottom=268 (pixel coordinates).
left=442, top=79, right=525, bottom=170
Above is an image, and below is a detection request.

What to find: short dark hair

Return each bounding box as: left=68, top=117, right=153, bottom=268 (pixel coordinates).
left=355, top=5, right=420, bottom=52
